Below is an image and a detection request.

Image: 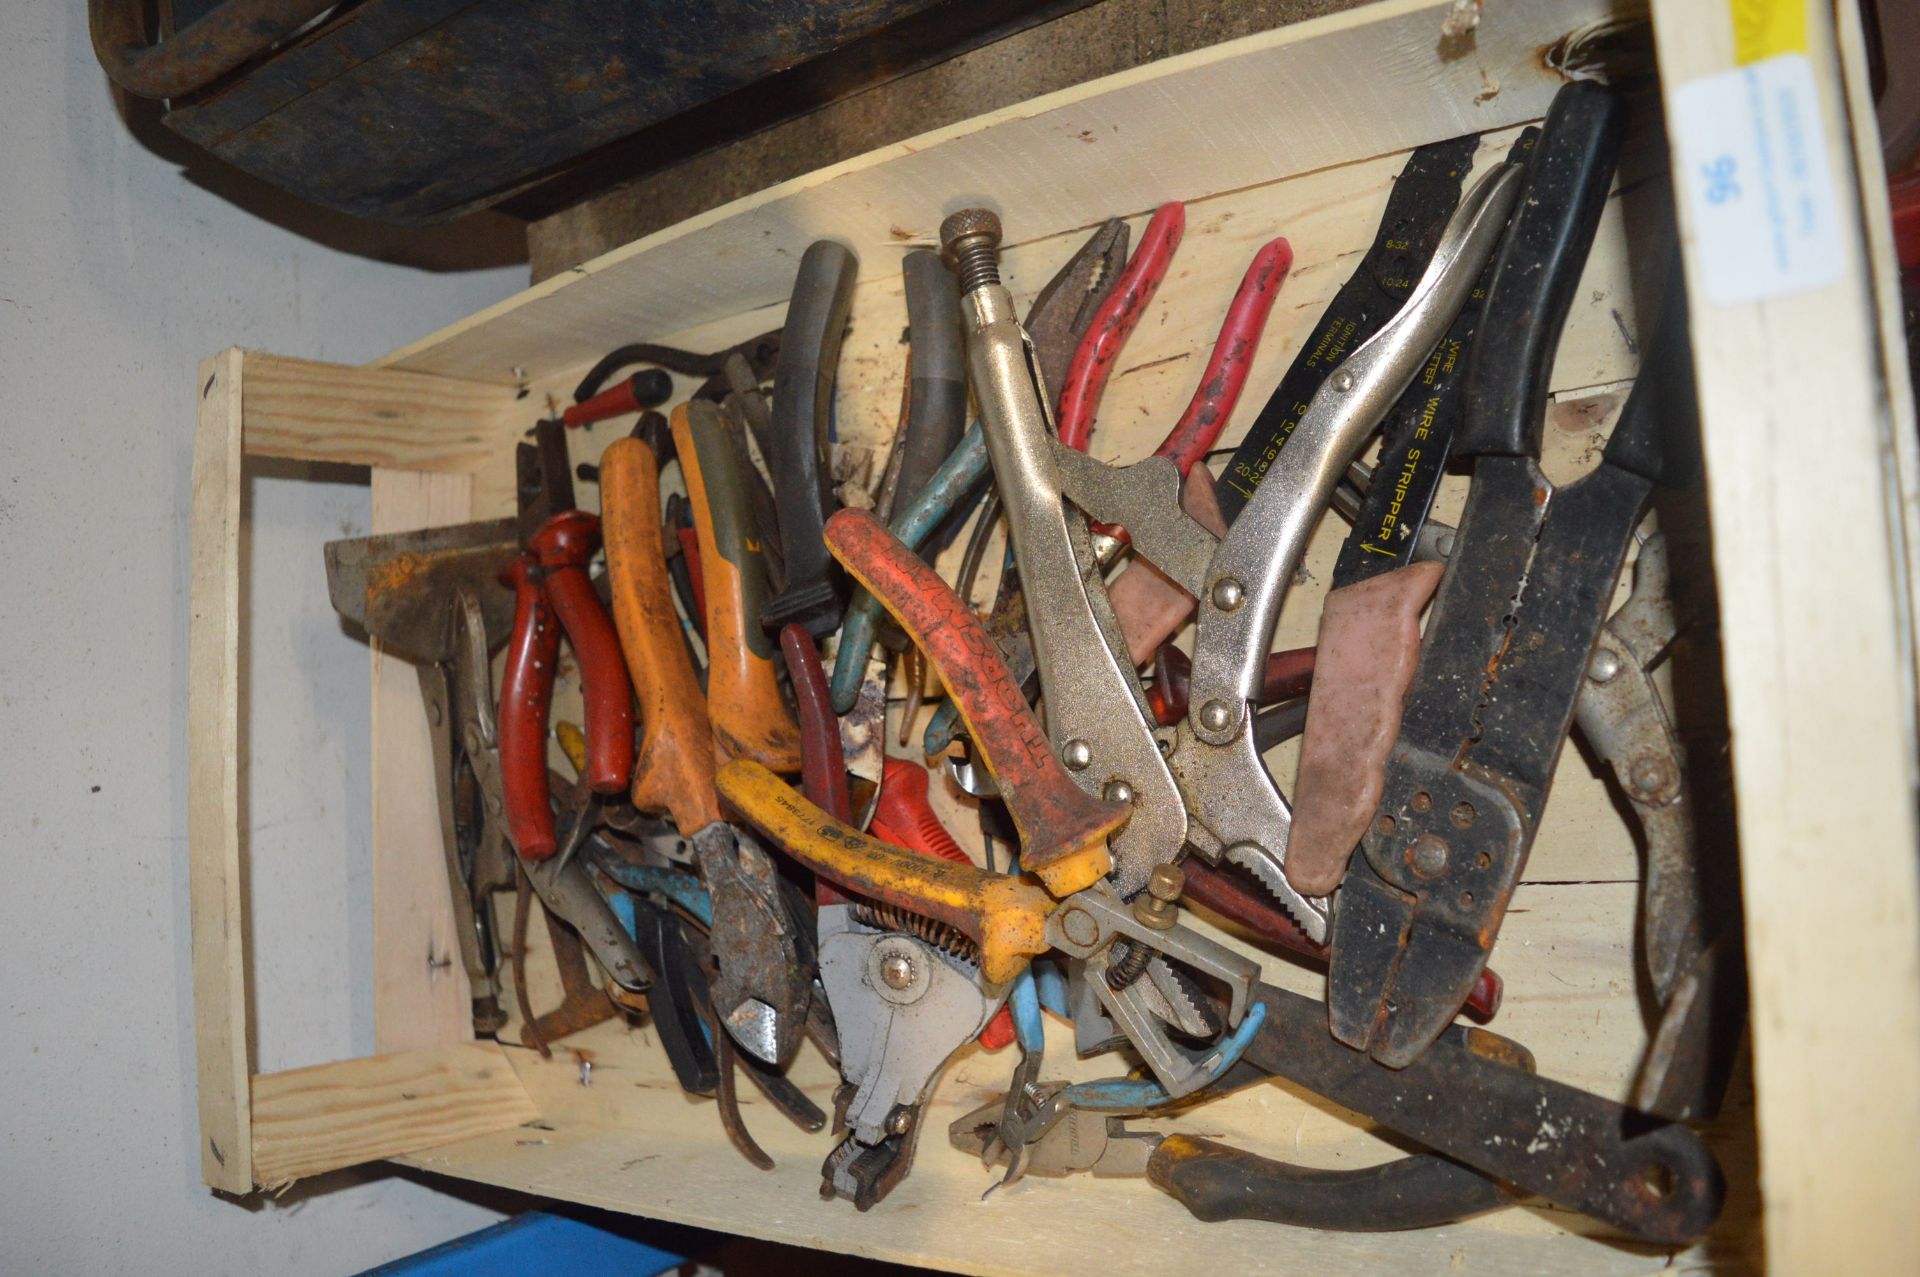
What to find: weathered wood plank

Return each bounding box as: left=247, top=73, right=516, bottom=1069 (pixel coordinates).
left=1650, top=2, right=1920, bottom=1272
left=188, top=348, right=253, bottom=1194
left=250, top=1042, right=539, bottom=1189
left=369, top=469, right=479, bottom=1054
left=239, top=352, right=521, bottom=471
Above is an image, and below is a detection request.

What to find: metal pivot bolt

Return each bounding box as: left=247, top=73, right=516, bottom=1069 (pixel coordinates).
left=1104, top=780, right=1135, bottom=805
left=1587, top=648, right=1622, bottom=683
left=1058, top=904, right=1100, bottom=948
left=1408, top=834, right=1450, bottom=877
left=1198, top=700, right=1233, bottom=733
left=880, top=951, right=915, bottom=990
left=1211, top=577, right=1245, bottom=612
left=1134, top=863, right=1185, bottom=931
left=940, top=208, right=1003, bottom=292
left=1062, top=738, right=1093, bottom=770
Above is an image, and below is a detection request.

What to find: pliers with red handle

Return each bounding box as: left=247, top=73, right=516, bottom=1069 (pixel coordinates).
left=927, top=207, right=1291, bottom=756
left=1055, top=203, right=1293, bottom=473
left=498, top=418, right=636, bottom=860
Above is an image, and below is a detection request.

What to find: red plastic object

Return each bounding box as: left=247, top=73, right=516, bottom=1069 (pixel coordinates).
left=1151, top=237, right=1293, bottom=474
left=1055, top=203, right=1184, bottom=451
left=562, top=371, right=673, bottom=428
left=674, top=523, right=707, bottom=623
left=868, top=757, right=1016, bottom=1049
left=530, top=510, right=635, bottom=796
left=869, top=758, right=970, bottom=865
left=498, top=554, right=563, bottom=858
left=1148, top=642, right=1317, bottom=726
left=779, top=623, right=852, bottom=908
left=1891, top=170, right=1920, bottom=270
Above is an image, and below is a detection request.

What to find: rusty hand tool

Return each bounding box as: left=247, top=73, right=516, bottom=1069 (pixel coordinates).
left=792, top=627, right=1010, bottom=1196
left=562, top=367, right=673, bottom=429
left=1179, top=857, right=1502, bottom=1021
left=814, top=756, right=1014, bottom=1209
left=717, top=755, right=1258, bottom=1095
left=571, top=330, right=781, bottom=407
left=1282, top=129, right=1546, bottom=899
left=1226, top=979, right=1723, bottom=1244
left=514, top=894, right=619, bottom=1056
left=1328, top=462, right=1734, bottom=1100
left=923, top=215, right=1290, bottom=762
left=600, top=427, right=722, bottom=832
left=718, top=758, right=1055, bottom=985
left=497, top=420, right=635, bottom=859
left=320, top=516, right=653, bottom=1050
left=670, top=399, right=803, bottom=772
left=963, top=970, right=1719, bottom=1242
left=943, top=207, right=1187, bottom=897
left=324, top=518, right=523, bottom=1035
left=1003, top=160, right=1520, bottom=944
left=867, top=756, right=1017, bottom=1051
left=1575, top=532, right=1741, bottom=1121
left=825, top=506, right=1127, bottom=897
left=1327, top=84, right=1696, bottom=1069
left=951, top=1100, right=1514, bottom=1231
left=513, top=778, right=660, bottom=1055
left=600, top=409, right=813, bottom=1065
left=761, top=240, right=859, bottom=636
left=826, top=219, right=1132, bottom=716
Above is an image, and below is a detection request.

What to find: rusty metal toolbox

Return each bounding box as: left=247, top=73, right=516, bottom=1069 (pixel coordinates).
left=186, top=1, right=1920, bottom=1271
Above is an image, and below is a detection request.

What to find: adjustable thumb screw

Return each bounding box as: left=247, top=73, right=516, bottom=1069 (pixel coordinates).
left=940, top=208, right=1003, bottom=292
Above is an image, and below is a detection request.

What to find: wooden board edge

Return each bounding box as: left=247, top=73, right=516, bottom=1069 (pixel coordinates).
left=1835, top=1, right=1920, bottom=705
left=236, top=350, right=523, bottom=471
left=371, top=0, right=1601, bottom=381
left=188, top=347, right=253, bottom=1194
left=369, top=469, right=480, bottom=1053
left=249, top=1041, right=540, bottom=1190
left=1649, top=2, right=1920, bottom=1271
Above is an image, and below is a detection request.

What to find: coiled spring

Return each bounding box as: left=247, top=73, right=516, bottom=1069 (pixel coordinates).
left=851, top=901, right=978, bottom=962
left=1105, top=938, right=1153, bottom=990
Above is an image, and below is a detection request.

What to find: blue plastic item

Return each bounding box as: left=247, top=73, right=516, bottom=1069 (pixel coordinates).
left=359, top=1211, right=683, bottom=1277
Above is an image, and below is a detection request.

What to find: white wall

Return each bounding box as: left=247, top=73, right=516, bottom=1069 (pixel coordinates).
left=0, top=2, right=528, bottom=1270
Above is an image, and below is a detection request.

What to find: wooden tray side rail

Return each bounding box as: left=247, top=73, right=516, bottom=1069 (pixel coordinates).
left=187, top=350, right=537, bottom=1195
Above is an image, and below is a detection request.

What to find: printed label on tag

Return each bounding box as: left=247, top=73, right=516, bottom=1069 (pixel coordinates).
left=1672, top=54, right=1844, bottom=307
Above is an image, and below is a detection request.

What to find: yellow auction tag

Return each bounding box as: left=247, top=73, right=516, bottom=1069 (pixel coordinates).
left=1729, top=0, right=1807, bottom=63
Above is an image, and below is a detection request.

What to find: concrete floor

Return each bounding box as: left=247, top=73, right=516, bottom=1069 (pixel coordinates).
left=528, top=0, right=1370, bottom=281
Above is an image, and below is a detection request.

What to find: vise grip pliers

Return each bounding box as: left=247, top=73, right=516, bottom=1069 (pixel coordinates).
left=935, top=160, right=1521, bottom=933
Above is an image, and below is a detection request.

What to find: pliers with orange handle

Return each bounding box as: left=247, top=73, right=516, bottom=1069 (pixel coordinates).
left=600, top=406, right=813, bottom=1068
left=718, top=509, right=1262, bottom=1104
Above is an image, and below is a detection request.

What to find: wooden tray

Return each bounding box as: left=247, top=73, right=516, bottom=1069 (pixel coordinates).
left=187, top=1, right=1920, bottom=1271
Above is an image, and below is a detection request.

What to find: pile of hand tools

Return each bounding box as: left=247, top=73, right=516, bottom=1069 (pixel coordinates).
left=325, top=77, right=1740, bottom=1242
